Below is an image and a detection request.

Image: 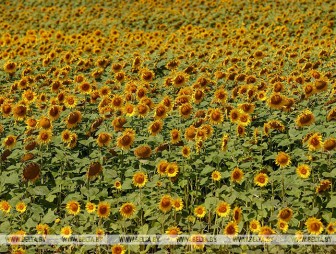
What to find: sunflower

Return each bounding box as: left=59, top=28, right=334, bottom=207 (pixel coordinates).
left=208, top=108, right=224, bottom=125
left=267, top=93, right=285, bottom=110
left=15, top=202, right=26, bottom=213
left=97, top=132, right=112, bottom=147
left=238, top=112, right=251, bottom=126
left=306, top=217, right=324, bottom=235
left=323, top=138, right=336, bottom=151
left=194, top=205, right=206, bottom=218
left=134, top=145, right=152, bottom=159
left=60, top=226, right=72, bottom=238
left=181, top=145, right=191, bottom=158
left=66, top=200, right=80, bottom=215
left=140, top=69, right=155, bottom=82
left=36, top=224, right=49, bottom=235
left=303, top=83, right=316, bottom=98
left=216, top=202, right=230, bottom=217
left=112, top=117, right=126, bottom=132
left=68, top=133, right=78, bottom=149
left=156, top=160, right=168, bottom=176
left=85, top=202, right=96, bottom=213
left=307, top=133, right=323, bottom=151
left=159, top=195, right=172, bottom=213
left=117, top=132, right=135, bottom=151
left=185, top=125, right=196, bottom=141
left=277, top=220, right=288, bottom=233
left=296, top=164, right=311, bottom=178
left=114, top=180, right=122, bottom=190
left=22, top=90, right=36, bottom=104
left=97, top=202, right=110, bottom=218
left=132, top=172, right=148, bottom=188
left=136, top=104, right=149, bottom=117
left=213, top=87, right=228, bottom=104
left=254, top=173, right=268, bottom=187
left=327, top=108, right=336, bottom=121
left=166, top=226, right=181, bottom=239
left=1, top=102, right=12, bottom=117
left=111, top=244, right=126, bottom=254
left=166, top=163, right=179, bottom=178
left=221, top=134, right=229, bottom=151
left=120, top=202, right=136, bottom=219
left=267, top=120, right=285, bottom=132
left=231, top=167, right=244, bottom=184
left=66, top=111, right=82, bottom=129
left=4, top=61, right=16, bottom=74
left=326, top=222, right=336, bottom=234
left=224, top=221, right=239, bottom=237
left=87, top=162, right=103, bottom=180
left=0, top=200, right=11, bottom=213
left=295, top=230, right=303, bottom=242
left=111, top=95, right=124, bottom=109
left=211, top=170, right=222, bottom=182
left=229, top=108, right=240, bottom=124
left=296, top=109, right=315, bottom=127
left=3, top=135, right=16, bottom=150
left=61, top=129, right=72, bottom=143
left=249, top=220, right=261, bottom=233
left=37, top=129, right=52, bottom=145
left=232, top=207, right=242, bottom=223
left=259, top=226, right=275, bottom=242
left=193, top=89, right=205, bottom=104
left=78, top=81, right=92, bottom=94
left=13, top=104, right=27, bottom=121
left=22, top=162, right=40, bottom=182
left=316, top=180, right=331, bottom=194
left=64, top=95, right=78, bottom=108
left=275, top=151, right=291, bottom=168
left=179, top=103, right=193, bottom=119
left=238, top=103, right=255, bottom=114
left=39, top=116, right=52, bottom=129
left=170, top=129, right=181, bottom=144
left=236, top=125, right=245, bottom=137
left=172, top=198, right=184, bottom=211
left=148, top=120, right=163, bottom=136
left=48, top=105, right=62, bottom=121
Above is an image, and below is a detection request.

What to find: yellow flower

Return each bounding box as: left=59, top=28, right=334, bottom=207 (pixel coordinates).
left=231, top=167, right=244, bottom=184
left=15, top=202, right=27, bottom=213
left=166, top=163, right=179, bottom=178
left=159, top=195, right=172, bottom=213
left=296, top=164, right=311, bottom=179
left=85, top=202, right=96, bottom=213
left=0, top=200, right=11, bottom=213
left=119, top=202, right=136, bottom=219
left=277, top=220, right=288, bottom=233
left=211, top=170, right=222, bottom=181
left=305, top=217, right=324, bottom=235
left=254, top=173, right=268, bottom=187
left=132, top=172, right=148, bottom=188
left=60, top=226, right=72, bottom=238
left=224, top=221, right=239, bottom=237
left=216, top=202, right=230, bottom=217
left=275, top=151, right=291, bottom=168
left=249, top=220, right=261, bottom=233
left=66, top=200, right=80, bottom=215
left=194, top=205, right=206, bottom=218
left=97, top=202, right=110, bottom=219
left=111, top=244, right=126, bottom=254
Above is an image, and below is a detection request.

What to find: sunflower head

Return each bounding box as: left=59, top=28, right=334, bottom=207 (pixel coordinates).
left=119, top=202, right=136, bottom=219
left=305, top=217, right=324, bottom=235
left=275, top=151, right=291, bottom=168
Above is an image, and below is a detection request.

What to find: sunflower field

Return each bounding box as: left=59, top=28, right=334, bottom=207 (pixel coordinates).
left=0, top=0, right=335, bottom=253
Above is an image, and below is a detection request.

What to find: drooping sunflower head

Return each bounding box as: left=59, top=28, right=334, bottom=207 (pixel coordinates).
left=117, top=132, right=135, bottom=151
left=134, top=145, right=152, bottom=159
left=296, top=109, right=315, bottom=127
left=97, top=132, right=112, bottom=147
left=258, top=226, right=275, bottom=242
left=267, top=93, right=285, bottom=110
left=39, top=116, right=52, bottom=129
left=3, top=135, right=16, bottom=150
left=323, top=138, right=336, bottom=151
left=13, top=104, right=27, bottom=121
left=148, top=120, right=163, bottom=136
left=87, top=162, right=103, bottom=180
left=159, top=195, right=172, bottom=213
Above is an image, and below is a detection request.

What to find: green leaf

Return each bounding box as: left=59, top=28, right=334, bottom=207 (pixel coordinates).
left=200, top=165, right=214, bottom=176
left=28, top=186, right=50, bottom=196
left=326, top=196, right=336, bottom=208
